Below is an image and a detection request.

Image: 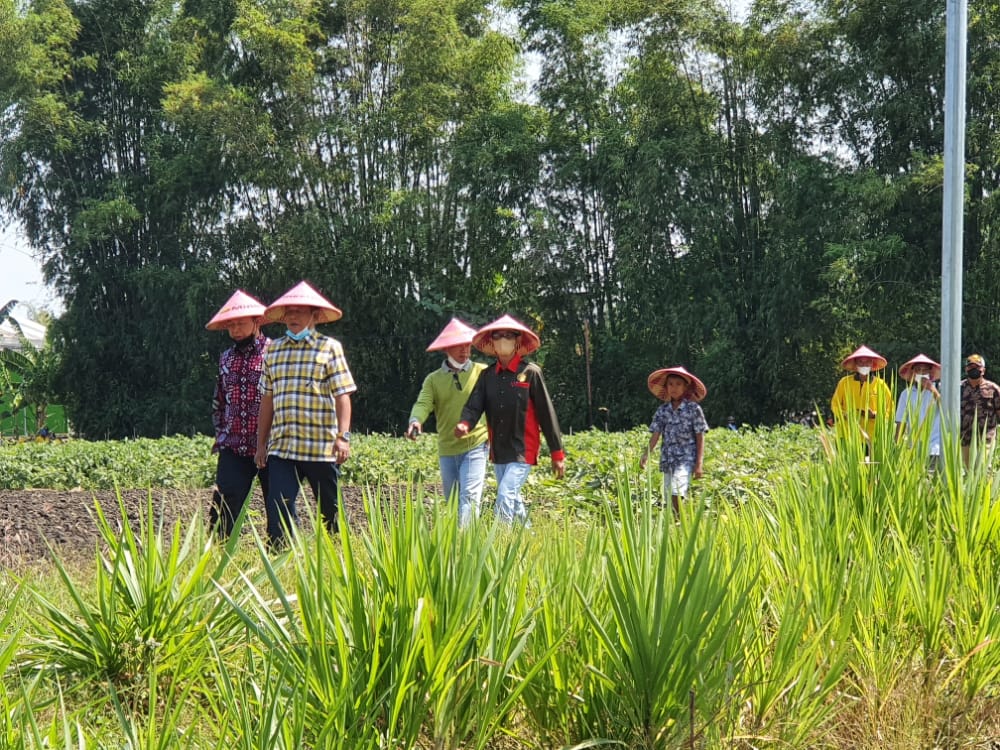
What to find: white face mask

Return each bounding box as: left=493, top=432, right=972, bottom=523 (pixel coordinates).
left=915, top=373, right=929, bottom=382
left=493, top=338, right=517, bottom=358
left=446, top=355, right=468, bottom=371
left=856, top=365, right=871, bottom=376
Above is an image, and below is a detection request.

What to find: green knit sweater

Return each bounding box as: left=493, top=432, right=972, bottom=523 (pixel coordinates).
left=409, top=362, right=489, bottom=456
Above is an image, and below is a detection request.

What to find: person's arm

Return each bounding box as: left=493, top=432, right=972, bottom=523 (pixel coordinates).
left=640, top=432, right=660, bottom=469
left=529, top=366, right=565, bottom=478
left=831, top=377, right=850, bottom=422
left=334, top=393, right=352, bottom=464
left=455, top=370, right=487, bottom=437
left=894, top=390, right=907, bottom=440
left=255, top=393, right=274, bottom=469
left=693, top=431, right=705, bottom=478
left=210, top=368, right=225, bottom=452
left=407, top=373, right=436, bottom=439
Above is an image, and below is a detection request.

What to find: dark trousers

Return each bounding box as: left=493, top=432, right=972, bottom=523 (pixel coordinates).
left=265, top=456, right=342, bottom=547
left=211, top=448, right=269, bottom=539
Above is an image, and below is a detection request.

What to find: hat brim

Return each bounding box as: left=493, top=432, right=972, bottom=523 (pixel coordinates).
left=426, top=319, right=477, bottom=351
left=899, top=355, right=941, bottom=381
left=205, top=314, right=264, bottom=331
left=647, top=367, right=707, bottom=402
left=472, top=316, right=541, bottom=357
left=263, top=305, right=342, bottom=324
left=841, top=345, right=887, bottom=371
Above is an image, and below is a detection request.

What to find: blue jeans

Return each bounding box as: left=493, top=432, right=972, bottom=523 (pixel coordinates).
left=493, top=461, right=532, bottom=525
left=265, top=456, right=341, bottom=548
left=439, top=442, right=489, bottom=528
left=211, top=448, right=269, bottom=539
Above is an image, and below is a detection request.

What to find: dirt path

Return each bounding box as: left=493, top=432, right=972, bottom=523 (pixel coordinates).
left=0, top=486, right=375, bottom=568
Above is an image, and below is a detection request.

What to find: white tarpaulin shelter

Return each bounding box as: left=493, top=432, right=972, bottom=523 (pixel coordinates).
left=0, top=314, right=46, bottom=350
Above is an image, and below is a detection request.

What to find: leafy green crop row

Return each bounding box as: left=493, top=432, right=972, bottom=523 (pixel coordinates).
left=3, top=419, right=1000, bottom=747
left=0, top=426, right=821, bottom=506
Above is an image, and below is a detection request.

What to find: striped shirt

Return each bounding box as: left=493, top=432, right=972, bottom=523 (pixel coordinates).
left=259, top=331, right=357, bottom=461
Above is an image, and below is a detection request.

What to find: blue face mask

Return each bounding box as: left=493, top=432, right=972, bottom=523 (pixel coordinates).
left=286, top=328, right=311, bottom=342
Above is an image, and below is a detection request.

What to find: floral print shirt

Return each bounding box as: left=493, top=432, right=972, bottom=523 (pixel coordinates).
left=649, top=399, right=708, bottom=472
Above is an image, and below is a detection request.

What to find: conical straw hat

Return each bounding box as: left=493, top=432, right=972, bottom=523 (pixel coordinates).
left=263, top=281, right=343, bottom=324
left=647, top=366, right=707, bottom=403
left=472, top=314, right=541, bottom=357
left=841, top=345, right=887, bottom=372
left=426, top=318, right=477, bottom=352
left=899, top=353, right=941, bottom=381
left=205, top=290, right=267, bottom=330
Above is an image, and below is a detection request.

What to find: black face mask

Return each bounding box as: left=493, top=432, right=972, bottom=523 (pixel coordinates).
left=967, top=368, right=983, bottom=380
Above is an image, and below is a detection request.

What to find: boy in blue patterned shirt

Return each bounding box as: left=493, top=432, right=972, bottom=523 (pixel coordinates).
left=639, top=366, right=708, bottom=516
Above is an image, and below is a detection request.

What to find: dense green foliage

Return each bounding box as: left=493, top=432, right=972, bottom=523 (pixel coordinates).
left=2, top=424, right=1000, bottom=746
left=0, top=426, right=818, bottom=502
left=0, top=0, right=995, bottom=436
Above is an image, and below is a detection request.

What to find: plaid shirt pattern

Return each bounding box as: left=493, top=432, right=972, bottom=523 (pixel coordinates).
left=212, top=334, right=270, bottom=457
left=259, top=332, right=357, bottom=461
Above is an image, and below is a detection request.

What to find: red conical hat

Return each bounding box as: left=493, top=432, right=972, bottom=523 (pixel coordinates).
left=472, top=314, right=541, bottom=357
left=841, top=345, right=887, bottom=372
left=647, top=366, right=707, bottom=403
left=263, top=281, right=343, bottom=324
left=426, top=318, right=476, bottom=352
left=899, top=353, right=941, bottom=381
left=205, top=290, right=267, bottom=330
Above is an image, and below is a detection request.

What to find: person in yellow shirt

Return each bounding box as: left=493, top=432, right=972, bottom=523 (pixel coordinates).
left=831, top=345, right=893, bottom=455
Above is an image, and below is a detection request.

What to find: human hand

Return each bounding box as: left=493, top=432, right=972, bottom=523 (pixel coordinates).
left=552, top=456, right=565, bottom=479
left=254, top=446, right=267, bottom=469
left=406, top=422, right=422, bottom=440
left=694, top=465, right=704, bottom=479
left=335, top=437, right=350, bottom=464
left=454, top=422, right=470, bottom=438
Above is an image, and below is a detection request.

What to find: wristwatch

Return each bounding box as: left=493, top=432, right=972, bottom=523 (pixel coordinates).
left=338, top=431, right=352, bottom=443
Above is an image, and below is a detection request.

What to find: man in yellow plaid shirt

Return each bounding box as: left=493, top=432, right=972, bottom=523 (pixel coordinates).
left=255, top=281, right=357, bottom=548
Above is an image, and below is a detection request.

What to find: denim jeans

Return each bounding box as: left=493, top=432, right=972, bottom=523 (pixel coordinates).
left=265, top=456, right=341, bottom=548
left=493, top=461, right=532, bottom=525
left=439, top=442, right=489, bottom=528
left=211, top=448, right=269, bottom=539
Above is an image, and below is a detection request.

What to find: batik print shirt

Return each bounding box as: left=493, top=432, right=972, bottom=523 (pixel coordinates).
left=649, top=399, right=708, bottom=472
left=212, top=334, right=270, bottom=457
left=960, top=378, right=1000, bottom=445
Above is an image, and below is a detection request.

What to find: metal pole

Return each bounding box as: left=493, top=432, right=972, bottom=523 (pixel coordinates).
left=940, top=0, right=968, bottom=433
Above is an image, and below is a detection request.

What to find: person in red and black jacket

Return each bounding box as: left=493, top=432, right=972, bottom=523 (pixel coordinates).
left=455, top=314, right=565, bottom=525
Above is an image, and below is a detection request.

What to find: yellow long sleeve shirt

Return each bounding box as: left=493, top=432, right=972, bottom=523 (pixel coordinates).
left=831, top=374, right=893, bottom=440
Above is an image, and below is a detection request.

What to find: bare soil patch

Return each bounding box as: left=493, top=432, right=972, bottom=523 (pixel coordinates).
left=0, top=485, right=382, bottom=568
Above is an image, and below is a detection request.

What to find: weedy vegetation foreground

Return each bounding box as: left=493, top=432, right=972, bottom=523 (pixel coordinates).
left=1, top=423, right=1000, bottom=748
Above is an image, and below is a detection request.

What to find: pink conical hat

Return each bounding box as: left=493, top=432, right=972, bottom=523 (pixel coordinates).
left=472, top=314, right=541, bottom=357
left=899, top=353, right=941, bottom=381
left=647, top=366, right=707, bottom=403
left=841, top=345, right=887, bottom=372
left=263, top=281, right=343, bottom=324
left=205, top=290, right=267, bottom=330
left=426, top=318, right=476, bottom=352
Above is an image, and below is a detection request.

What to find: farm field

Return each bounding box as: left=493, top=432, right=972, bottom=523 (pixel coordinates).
left=1, top=424, right=1000, bottom=748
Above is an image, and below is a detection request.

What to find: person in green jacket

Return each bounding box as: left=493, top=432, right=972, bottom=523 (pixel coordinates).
left=406, top=318, right=489, bottom=527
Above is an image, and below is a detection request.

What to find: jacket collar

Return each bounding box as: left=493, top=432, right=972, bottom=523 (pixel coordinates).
left=495, top=353, right=523, bottom=373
